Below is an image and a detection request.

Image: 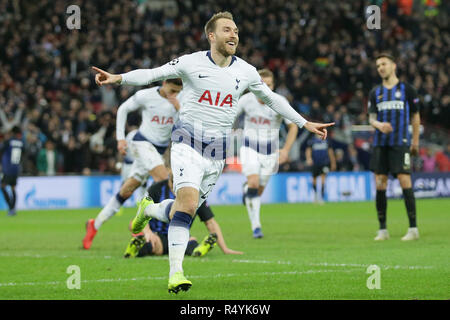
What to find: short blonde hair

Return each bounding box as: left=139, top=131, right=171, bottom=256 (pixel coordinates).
left=258, top=68, right=274, bottom=80
left=204, top=11, right=234, bottom=43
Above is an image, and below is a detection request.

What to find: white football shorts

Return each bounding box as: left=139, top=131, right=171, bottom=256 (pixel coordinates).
left=120, top=162, right=133, bottom=181
left=170, top=142, right=225, bottom=207
left=128, top=140, right=165, bottom=183
left=240, top=146, right=279, bottom=186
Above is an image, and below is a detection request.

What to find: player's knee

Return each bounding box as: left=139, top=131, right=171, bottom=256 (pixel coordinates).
left=183, top=202, right=198, bottom=215
left=150, top=165, right=168, bottom=182
left=175, top=199, right=197, bottom=215
left=247, top=176, right=259, bottom=189
left=375, top=175, right=388, bottom=189
left=398, top=174, right=412, bottom=188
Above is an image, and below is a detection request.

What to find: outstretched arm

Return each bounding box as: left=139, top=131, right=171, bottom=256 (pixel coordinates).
left=204, top=218, right=243, bottom=255
left=248, top=71, right=334, bottom=139
left=92, top=57, right=185, bottom=87
left=92, top=67, right=122, bottom=86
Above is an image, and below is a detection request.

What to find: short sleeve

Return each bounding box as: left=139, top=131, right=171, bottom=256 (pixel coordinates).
left=368, top=87, right=378, bottom=114
left=405, top=84, right=420, bottom=114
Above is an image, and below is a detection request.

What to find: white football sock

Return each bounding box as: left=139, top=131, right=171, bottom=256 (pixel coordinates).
left=245, top=196, right=261, bottom=231
left=94, top=196, right=122, bottom=230
left=144, top=199, right=173, bottom=223
left=135, top=186, right=146, bottom=202
left=168, top=225, right=189, bottom=277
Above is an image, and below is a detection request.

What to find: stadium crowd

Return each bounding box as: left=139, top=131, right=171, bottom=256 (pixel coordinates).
left=0, top=0, right=449, bottom=176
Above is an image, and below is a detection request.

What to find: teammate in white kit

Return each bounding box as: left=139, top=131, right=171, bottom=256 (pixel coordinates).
left=116, top=128, right=146, bottom=216
left=92, top=11, right=334, bottom=293
left=236, top=69, right=298, bottom=239
left=82, top=79, right=182, bottom=250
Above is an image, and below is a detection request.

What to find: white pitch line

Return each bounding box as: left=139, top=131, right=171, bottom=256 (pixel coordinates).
left=0, top=269, right=355, bottom=288
left=309, top=262, right=434, bottom=270
left=231, top=259, right=292, bottom=265
left=230, top=259, right=434, bottom=270
left=0, top=252, right=435, bottom=270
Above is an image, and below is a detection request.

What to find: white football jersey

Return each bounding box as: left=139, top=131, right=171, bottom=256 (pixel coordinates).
left=116, top=87, right=179, bottom=147
left=120, top=51, right=306, bottom=158
left=236, top=92, right=292, bottom=142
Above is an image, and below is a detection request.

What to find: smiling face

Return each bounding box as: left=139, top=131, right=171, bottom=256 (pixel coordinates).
left=209, top=18, right=239, bottom=57
left=376, top=57, right=396, bottom=81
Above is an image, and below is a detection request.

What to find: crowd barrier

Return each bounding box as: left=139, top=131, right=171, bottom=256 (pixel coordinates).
left=1, top=172, right=449, bottom=210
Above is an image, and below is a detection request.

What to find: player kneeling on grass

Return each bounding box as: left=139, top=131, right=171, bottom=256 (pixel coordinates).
left=124, top=220, right=218, bottom=258
left=126, top=170, right=243, bottom=260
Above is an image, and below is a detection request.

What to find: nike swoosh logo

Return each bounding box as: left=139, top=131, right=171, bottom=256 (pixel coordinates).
left=198, top=75, right=209, bottom=78
left=171, top=243, right=184, bottom=246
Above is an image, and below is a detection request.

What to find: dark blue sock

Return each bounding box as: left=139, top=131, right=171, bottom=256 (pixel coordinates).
left=246, top=188, right=258, bottom=199
left=116, top=193, right=128, bottom=204
left=170, top=211, right=192, bottom=228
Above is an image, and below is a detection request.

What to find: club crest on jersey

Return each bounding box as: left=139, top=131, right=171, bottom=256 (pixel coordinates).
left=198, top=90, right=233, bottom=107
left=235, top=78, right=240, bottom=90
left=395, top=90, right=402, bottom=99
left=151, top=116, right=174, bottom=125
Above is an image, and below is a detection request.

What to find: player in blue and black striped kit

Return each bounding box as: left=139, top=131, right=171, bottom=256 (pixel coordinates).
left=0, top=126, right=24, bottom=216
left=368, top=53, right=421, bottom=241
left=305, top=134, right=336, bottom=204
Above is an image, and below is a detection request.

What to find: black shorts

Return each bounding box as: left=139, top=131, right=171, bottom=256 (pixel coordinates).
left=312, top=164, right=329, bottom=177
left=157, top=233, right=198, bottom=256
left=370, top=146, right=411, bottom=176
left=158, top=233, right=169, bottom=255
left=1, top=174, right=18, bottom=186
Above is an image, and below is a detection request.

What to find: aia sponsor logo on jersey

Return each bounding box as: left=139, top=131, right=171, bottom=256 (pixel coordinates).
left=151, top=116, right=174, bottom=125
left=198, top=90, right=233, bottom=107
left=250, top=117, right=271, bottom=125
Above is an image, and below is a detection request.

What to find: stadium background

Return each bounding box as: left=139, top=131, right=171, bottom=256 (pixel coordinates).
left=0, top=0, right=449, bottom=210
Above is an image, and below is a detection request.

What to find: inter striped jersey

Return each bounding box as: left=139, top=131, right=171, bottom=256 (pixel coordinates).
left=368, top=82, right=420, bottom=147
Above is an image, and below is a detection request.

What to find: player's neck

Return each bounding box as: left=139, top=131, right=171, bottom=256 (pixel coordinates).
left=210, top=48, right=232, bottom=67
left=382, top=75, right=399, bottom=89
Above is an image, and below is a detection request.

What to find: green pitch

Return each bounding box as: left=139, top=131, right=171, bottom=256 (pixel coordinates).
left=0, top=199, right=448, bottom=300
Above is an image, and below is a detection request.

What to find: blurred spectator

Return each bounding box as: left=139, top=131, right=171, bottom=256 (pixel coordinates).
left=0, top=0, right=448, bottom=175
left=434, top=143, right=450, bottom=172
left=421, top=148, right=436, bottom=172
left=37, top=140, right=57, bottom=176
left=0, top=104, right=25, bottom=134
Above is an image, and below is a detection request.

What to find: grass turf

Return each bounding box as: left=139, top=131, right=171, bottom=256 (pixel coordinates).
left=0, top=199, right=448, bottom=300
